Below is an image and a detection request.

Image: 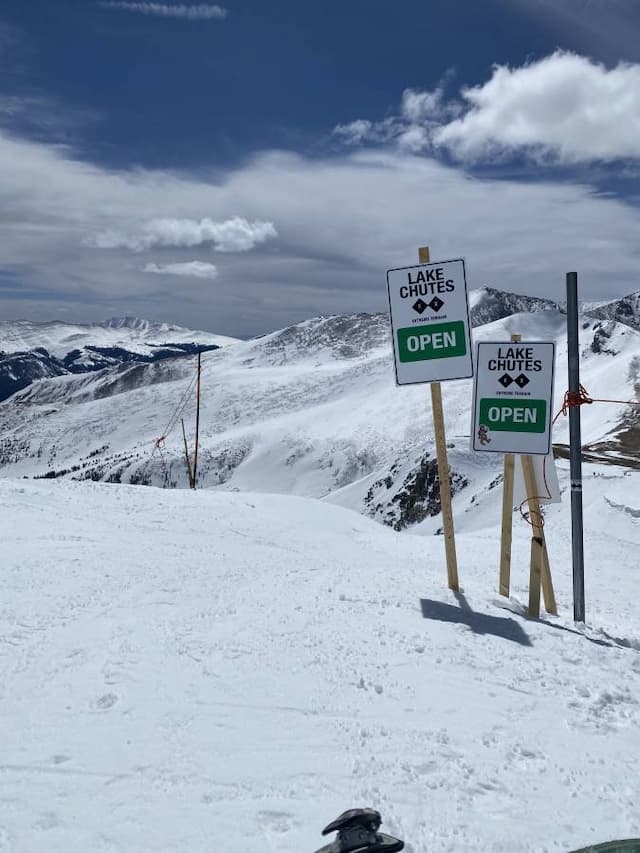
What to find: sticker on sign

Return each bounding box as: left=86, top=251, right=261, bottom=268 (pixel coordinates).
left=386, top=258, right=473, bottom=385
left=471, top=341, right=555, bottom=455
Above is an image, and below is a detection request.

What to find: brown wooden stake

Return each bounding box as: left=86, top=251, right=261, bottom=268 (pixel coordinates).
left=521, top=454, right=557, bottom=616
left=498, top=333, right=521, bottom=598
left=419, top=245, right=459, bottom=592
left=541, top=539, right=556, bottom=614
left=192, top=352, right=202, bottom=489
left=181, top=417, right=195, bottom=489
left=499, top=452, right=515, bottom=597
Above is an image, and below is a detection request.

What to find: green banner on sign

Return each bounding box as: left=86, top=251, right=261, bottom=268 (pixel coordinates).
left=397, top=321, right=466, bottom=363
left=569, top=841, right=640, bottom=853
left=479, top=398, right=547, bottom=433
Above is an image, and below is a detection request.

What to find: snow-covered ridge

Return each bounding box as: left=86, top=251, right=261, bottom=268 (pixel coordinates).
left=1, top=292, right=639, bottom=534
left=0, top=316, right=240, bottom=403
left=584, top=292, right=640, bottom=332
left=0, top=316, right=238, bottom=357
left=469, top=286, right=560, bottom=327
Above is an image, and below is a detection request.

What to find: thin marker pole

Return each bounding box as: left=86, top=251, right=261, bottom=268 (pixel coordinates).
left=566, top=272, right=585, bottom=623
left=192, top=351, right=202, bottom=489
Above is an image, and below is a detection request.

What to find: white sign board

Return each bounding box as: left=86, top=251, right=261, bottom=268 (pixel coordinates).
left=513, top=452, right=561, bottom=505
left=471, top=341, right=555, bottom=455
left=386, top=258, right=473, bottom=385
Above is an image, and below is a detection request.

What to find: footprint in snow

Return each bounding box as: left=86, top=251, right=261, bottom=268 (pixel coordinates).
left=93, top=692, right=118, bottom=711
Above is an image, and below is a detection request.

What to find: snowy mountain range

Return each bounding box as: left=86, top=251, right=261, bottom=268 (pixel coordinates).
left=3, top=290, right=640, bottom=853
left=0, top=288, right=639, bottom=531
left=0, top=317, right=237, bottom=402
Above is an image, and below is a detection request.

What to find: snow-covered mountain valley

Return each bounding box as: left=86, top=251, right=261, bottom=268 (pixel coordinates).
left=2, top=288, right=640, bottom=852
left=1, top=288, right=638, bottom=531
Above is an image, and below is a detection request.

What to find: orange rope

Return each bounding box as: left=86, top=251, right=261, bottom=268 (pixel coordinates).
left=519, top=384, right=640, bottom=527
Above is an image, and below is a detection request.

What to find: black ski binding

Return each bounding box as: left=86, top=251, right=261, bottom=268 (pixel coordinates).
left=314, top=808, right=404, bottom=853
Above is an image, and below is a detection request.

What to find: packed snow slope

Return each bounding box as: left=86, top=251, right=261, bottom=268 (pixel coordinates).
left=0, top=288, right=639, bottom=531
left=2, top=475, right=640, bottom=853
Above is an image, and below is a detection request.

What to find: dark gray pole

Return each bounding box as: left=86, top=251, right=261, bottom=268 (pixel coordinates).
left=566, top=272, right=585, bottom=623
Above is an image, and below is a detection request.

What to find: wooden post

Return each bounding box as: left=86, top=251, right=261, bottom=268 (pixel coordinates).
left=192, top=351, right=202, bottom=489
left=521, top=455, right=557, bottom=616
left=419, top=245, right=459, bottom=592
left=181, top=417, right=195, bottom=489
left=498, top=333, right=520, bottom=598
left=499, top=453, right=515, bottom=596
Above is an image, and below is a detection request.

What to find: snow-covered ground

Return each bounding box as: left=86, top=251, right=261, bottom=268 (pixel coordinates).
left=2, top=469, right=640, bottom=853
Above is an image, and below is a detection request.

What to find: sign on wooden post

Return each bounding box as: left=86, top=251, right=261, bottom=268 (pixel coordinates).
left=386, top=248, right=473, bottom=591
left=471, top=338, right=557, bottom=616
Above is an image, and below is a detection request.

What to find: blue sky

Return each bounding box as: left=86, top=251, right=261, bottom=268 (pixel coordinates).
left=1, top=0, right=640, bottom=336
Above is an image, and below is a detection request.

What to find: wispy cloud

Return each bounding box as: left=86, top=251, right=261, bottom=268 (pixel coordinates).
left=0, top=124, right=639, bottom=336
left=90, top=217, right=278, bottom=252
left=334, top=52, right=640, bottom=164
left=144, top=261, right=218, bottom=279
left=99, top=2, right=228, bottom=20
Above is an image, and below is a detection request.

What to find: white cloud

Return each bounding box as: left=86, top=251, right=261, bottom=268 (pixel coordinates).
left=333, top=120, right=373, bottom=146
left=0, top=127, right=639, bottom=336
left=92, top=216, right=278, bottom=252
left=99, top=2, right=227, bottom=20
left=333, top=86, right=452, bottom=153
left=434, top=52, right=640, bottom=163
left=334, top=52, right=640, bottom=164
left=144, top=261, right=218, bottom=279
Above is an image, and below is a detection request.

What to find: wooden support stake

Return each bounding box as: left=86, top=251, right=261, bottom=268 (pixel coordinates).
left=181, top=417, right=195, bottom=489
left=419, top=245, right=459, bottom=592
left=521, top=454, right=557, bottom=616
left=541, top=539, right=556, bottom=614
left=499, top=453, right=515, bottom=597
left=498, top=333, right=521, bottom=598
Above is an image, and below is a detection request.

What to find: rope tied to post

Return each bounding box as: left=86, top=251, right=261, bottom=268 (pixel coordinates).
left=559, top=385, right=593, bottom=419
left=519, top=384, right=640, bottom=528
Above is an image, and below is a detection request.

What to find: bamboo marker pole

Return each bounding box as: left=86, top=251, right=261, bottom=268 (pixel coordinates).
left=498, top=333, right=520, bottom=598
left=192, top=352, right=202, bottom=489
left=419, top=245, right=459, bottom=592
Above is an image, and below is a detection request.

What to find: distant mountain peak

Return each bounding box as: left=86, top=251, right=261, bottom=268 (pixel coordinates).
left=584, top=292, right=640, bottom=332
left=469, top=287, right=560, bottom=328
left=99, top=317, right=178, bottom=332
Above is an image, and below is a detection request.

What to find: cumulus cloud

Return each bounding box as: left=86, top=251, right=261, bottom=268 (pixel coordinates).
left=434, top=52, right=640, bottom=162
left=99, top=2, right=227, bottom=20
left=333, top=85, right=457, bottom=153
left=144, top=261, right=218, bottom=279
left=334, top=52, right=640, bottom=164
left=92, top=216, right=278, bottom=252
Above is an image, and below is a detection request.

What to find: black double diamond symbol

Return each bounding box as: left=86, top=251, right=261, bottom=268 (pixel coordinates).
left=412, top=296, right=445, bottom=315
left=515, top=373, right=530, bottom=388
left=498, top=373, right=513, bottom=388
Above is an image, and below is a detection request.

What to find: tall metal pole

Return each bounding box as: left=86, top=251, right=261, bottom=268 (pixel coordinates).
left=566, top=272, right=585, bottom=623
